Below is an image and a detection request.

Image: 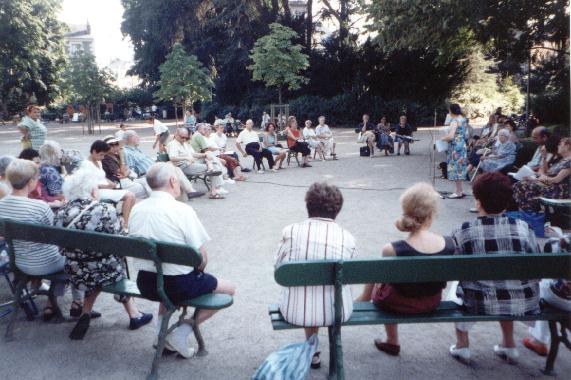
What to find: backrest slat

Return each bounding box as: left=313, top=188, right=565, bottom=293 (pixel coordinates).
left=156, top=242, right=202, bottom=267
left=275, top=254, right=571, bottom=286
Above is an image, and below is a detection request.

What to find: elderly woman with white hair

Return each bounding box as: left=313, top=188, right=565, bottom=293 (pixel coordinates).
left=38, top=140, right=65, bottom=202
left=479, top=129, right=517, bottom=173
left=54, top=167, right=152, bottom=340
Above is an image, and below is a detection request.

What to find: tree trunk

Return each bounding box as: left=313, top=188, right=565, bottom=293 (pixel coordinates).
left=306, top=0, right=313, bottom=50
left=281, top=0, right=291, bottom=20
left=278, top=87, right=282, bottom=105
left=175, top=103, right=178, bottom=126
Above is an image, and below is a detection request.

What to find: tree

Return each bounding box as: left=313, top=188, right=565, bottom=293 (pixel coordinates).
left=0, top=0, right=66, bottom=119
left=248, top=23, right=309, bottom=104
left=154, top=43, right=213, bottom=124
left=62, top=51, right=114, bottom=134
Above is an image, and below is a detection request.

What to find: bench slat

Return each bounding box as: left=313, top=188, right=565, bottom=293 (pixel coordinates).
left=102, top=279, right=233, bottom=309
left=156, top=242, right=202, bottom=268
left=0, top=220, right=156, bottom=261
left=275, top=254, right=571, bottom=286
left=270, top=301, right=569, bottom=330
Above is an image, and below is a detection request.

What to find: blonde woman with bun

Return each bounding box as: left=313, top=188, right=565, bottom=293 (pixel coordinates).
left=356, top=183, right=455, bottom=356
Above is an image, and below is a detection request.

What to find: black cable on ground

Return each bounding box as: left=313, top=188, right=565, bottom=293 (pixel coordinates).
left=239, top=179, right=407, bottom=192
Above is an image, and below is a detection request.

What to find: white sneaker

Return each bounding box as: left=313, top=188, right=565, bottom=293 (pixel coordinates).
left=493, top=345, right=519, bottom=364
left=257, top=170, right=264, bottom=174
left=224, top=179, right=236, bottom=185
left=217, top=188, right=229, bottom=195
left=271, top=168, right=278, bottom=172
left=449, top=345, right=471, bottom=364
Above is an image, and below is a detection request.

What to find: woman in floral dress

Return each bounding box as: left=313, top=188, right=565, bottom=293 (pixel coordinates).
left=54, top=167, right=152, bottom=340
left=440, top=104, right=468, bottom=198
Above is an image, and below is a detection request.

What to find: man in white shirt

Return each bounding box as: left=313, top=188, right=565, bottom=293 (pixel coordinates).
left=149, top=117, right=170, bottom=153
left=315, top=116, right=337, bottom=159
left=235, top=119, right=275, bottom=173
left=167, top=128, right=227, bottom=199
left=130, top=163, right=235, bottom=358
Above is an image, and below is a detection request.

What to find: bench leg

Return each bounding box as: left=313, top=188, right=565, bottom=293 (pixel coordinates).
left=328, top=326, right=336, bottom=379
left=48, top=282, right=64, bottom=323
left=543, top=320, right=560, bottom=375
left=148, top=309, right=174, bottom=380
left=201, top=177, right=211, bottom=191
left=4, top=279, right=24, bottom=342
left=192, top=308, right=207, bottom=356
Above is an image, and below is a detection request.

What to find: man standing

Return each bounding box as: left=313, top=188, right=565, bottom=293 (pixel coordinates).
left=149, top=117, right=170, bottom=153
left=167, top=128, right=227, bottom=199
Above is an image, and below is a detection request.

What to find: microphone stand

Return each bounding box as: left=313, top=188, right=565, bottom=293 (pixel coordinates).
left=429, top=108, right=451, bottom=199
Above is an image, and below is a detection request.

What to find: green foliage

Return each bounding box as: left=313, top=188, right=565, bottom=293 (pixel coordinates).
left=62, top=51, right=114, bottom=106
left=248, top=23, right=309, bottom=103
left=0, top=0, right=66, bottom=118
left=154, top=43, right=213, bottom=111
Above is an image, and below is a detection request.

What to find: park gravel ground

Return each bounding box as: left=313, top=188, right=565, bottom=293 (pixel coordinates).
left=0, top=121, right=569, bottom=379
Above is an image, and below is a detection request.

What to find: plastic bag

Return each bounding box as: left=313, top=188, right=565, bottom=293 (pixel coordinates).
left=252, top=334, right=318, bottom=380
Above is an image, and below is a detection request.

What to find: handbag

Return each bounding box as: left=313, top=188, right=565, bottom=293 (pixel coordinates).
left=360, top=146, right=370, bottom=157
left=252, top=334, right=318, bottom=380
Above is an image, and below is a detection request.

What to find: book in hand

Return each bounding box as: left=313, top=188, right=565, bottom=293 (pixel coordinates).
left=435, top=140, right=448, bottom=152
left=508, top=165, right=537, bottom=181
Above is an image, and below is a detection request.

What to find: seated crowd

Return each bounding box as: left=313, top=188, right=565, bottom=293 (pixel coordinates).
left=0, top=108, right=568, bottom=368
left=357, top=113, right=415, bottom=157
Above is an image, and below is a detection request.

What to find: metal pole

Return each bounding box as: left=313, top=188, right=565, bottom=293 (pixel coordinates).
left=526, top=48, right=531, bottom=117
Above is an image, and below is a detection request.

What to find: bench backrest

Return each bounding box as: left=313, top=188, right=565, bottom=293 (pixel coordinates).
left=275, top=254, right=571, bottom=287
left=0, top=218, right=202, bottom=308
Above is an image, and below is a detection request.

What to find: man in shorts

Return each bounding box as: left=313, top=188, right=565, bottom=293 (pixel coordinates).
left=130, top=163, right=235, bottom=357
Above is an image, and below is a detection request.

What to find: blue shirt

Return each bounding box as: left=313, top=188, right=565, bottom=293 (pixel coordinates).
left=123, top=146, right=154, bottom=176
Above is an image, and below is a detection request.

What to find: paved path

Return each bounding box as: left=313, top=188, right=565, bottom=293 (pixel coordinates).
left=0, top=121, right=569, bottom=379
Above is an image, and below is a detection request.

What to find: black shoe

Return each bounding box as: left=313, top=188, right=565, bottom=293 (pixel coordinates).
left=70, top=303, right=101, bottom=319
left=129, top=312, right=153, bottom=330
left=241, top=168, right=251, bottom=172
left=205, top=170, right=222, bottom=176
left=69, top=314, right=91, bottom=340
left=186, top=191, right=205, bottom=199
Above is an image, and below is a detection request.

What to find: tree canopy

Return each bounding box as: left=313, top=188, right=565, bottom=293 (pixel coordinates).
left=0, top=0, right=66, bottom=119
left=154, top=43, right=213, bottom=122
left=248, top=23, right=309, bottom=104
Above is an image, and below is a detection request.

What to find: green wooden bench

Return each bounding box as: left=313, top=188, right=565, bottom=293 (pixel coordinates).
left=0, top=218, right=233, bottom=380
left=270, top=254, right=571, bottom=379
left=156, top=152, right=211, bottom=191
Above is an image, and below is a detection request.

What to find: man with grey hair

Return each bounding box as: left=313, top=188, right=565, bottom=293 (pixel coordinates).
left=235, top=119, right=275, bottom=173
left=167, top=128, right=227, bottom=199
left=122, top=129, right=204, bottom=199
left=0, top=155, right=14, bottom=198
left=130, top=162, right=235, bottom=358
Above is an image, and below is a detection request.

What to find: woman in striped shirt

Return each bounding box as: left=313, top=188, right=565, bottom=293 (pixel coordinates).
left=0, top=159, right=82, bottom=320
left=275, top=182, right=357, bottom=368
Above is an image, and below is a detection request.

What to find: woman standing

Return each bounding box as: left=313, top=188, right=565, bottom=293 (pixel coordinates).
left=55, top=167, right=152, bottom=339
left=357, top=183, right=454, bottom=356
left=440, top=104, right=468, bottom=198
left=18, top=105, right=47, bottom=150
left=285, top=116, right=311, bottom=168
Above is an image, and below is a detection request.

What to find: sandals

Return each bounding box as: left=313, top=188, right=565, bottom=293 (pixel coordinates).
left=69, top=314, right=91, bottom=340
left=374, top=339, right=400, bottom=356
left=205, top=170, right=222, bottom=176
left=310, top=351, right=321, bottom=369
left=209, top=193, right=225, bottom=200
left=448, top=193, right=466, bottom=199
